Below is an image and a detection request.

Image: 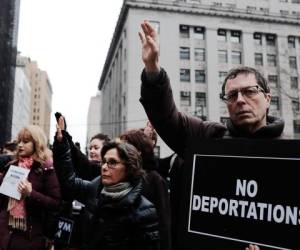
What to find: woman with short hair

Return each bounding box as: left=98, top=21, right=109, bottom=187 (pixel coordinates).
left=53, top=128, right=160, bottom=250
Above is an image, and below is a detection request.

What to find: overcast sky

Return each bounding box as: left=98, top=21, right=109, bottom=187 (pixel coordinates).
left=17, top=0, right=124, bottom=149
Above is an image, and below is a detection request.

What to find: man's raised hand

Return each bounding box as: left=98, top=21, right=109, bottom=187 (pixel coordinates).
left=139, top=20, right=160, bottom=73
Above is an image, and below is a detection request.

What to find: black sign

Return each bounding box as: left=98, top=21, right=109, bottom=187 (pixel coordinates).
left=54, top=217, right=74, bottom=245
left=177, top=139, right=300, bottom=250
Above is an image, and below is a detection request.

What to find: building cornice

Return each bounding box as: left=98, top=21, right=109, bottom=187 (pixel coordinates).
left=128, top=0, right=300, bottom=25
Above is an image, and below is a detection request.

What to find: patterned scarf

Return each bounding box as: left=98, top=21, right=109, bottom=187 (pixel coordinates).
left=101, top=182, right=133, bottom=200
left=7, top=156, right=33, bottom=231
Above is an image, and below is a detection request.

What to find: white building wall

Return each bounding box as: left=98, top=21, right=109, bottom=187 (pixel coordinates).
left=11, top=66, right=31, bottom=139
left=87, top=92, right=102, bottom=143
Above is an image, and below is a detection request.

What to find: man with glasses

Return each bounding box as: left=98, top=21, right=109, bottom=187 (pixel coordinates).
left=138, top=21, right=284, bottom=159
left=138, top=20, right=283, bottom=250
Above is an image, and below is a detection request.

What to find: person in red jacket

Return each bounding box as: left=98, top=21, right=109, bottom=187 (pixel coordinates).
left=0, top=125, right=61, bottom=250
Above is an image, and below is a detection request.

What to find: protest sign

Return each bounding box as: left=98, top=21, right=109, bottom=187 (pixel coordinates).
left=0, top=165, right=30, bottom=200
left=177, top=139, right=300, bottom=250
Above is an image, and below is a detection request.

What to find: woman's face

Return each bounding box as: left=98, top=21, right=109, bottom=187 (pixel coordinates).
left=89, top=138, right=104, bottom=161
left=101, top=148, right=126, bottom=186
left=18, top=138, right=34, bottom=157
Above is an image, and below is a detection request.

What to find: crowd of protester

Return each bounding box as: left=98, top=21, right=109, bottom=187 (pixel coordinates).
left=0, top=20, right=274, bottom=250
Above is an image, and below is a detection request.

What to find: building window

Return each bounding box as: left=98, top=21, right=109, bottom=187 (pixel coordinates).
left=292, top=100, right=300, bottom=112
left=194, top=48, right=205, bottom=61
left=268, top=75, right=278, bottom=87
left=294, top=120, right=300, bottom=134
left=180, top=91, right=191, bottom=106
left=255, top=53, right=263, bottom=66
left=217, top=29, right=227, bottom=42
left=246, top=6, right=256, bottom=12
left=232, top=51, right=242, bottom=64
left=270, top=96, right=280, bottom=110
left=212, top=2, right=222, bottom=7
left=267, top=54, right=277, bottom=67
left=195, top=92, right=206, bottom=107
left=253, top=33, right=262, bottom=45
left=180, top=69, right=190, bottom=82
left=289, top=56, right=297, bottom=69
left=219, top=71, right=227, bottom=84
left=180, top=25, right=190, bottom=38
left=194, top=26, right=205, bottom=40
left=288, top=36, right=296, bottom=48
left=292, top=11, right=300, bottom=15
left=291, top=77, right=298, bottom=89
left=266, top=34, right=276, bottom=46
left=195, top=70, right=206, bottom=83
left=226, top=3, right=236, bottom=9
left=124, top=49, right=127, bottom=61
left=280, top=10, right=289, bottom=16
left=230, top=30, right=241, bottom=43
left=180, top=47, right=190, bottom=60
left=218, top=50, right=228, bottom=63
left=260, top=7, right=269, bottom=13
left=254, top=53, right=263, bottom=66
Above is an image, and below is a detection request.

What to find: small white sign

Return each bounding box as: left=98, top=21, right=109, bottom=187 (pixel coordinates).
left=0, top=165, right=30, bottom=200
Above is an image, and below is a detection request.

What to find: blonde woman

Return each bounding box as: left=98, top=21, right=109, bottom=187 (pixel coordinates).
left=0, top=125, right=61, bottom=250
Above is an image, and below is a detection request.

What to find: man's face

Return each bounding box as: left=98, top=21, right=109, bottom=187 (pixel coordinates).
left=225, top=73, right=271, bottom=133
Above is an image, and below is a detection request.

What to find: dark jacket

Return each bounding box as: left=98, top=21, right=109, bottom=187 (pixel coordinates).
left=143, top=169, right=171, bottom=250
left=0, top=155, right=13, bottom=170
left=63, top=130, right=100, bottom=181
left=140, top=68, right=285, bottom=158
left=62, top=130, right=171, bottom=250
left=0, top=159, right=61, bottom=250
left=53, top=137, right=160, bottom=250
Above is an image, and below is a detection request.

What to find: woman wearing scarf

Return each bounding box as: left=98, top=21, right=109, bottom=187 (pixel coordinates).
left=0, top=125, right=61, bottom=250
left=53, top=123, right=160, bottom=250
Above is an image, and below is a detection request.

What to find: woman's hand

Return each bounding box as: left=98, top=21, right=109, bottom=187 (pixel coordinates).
left=18, top=179, right=32, bottom=197
left=56, top=116, right=64, bottom=142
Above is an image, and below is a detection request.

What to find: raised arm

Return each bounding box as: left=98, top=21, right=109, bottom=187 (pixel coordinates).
left=53, top=119, right=98, bottom=203
left=139, top=20, right=160, bottom=73
left=56, top=114, right=99, bottom=180
left=139, top=21, right=226, bottom=157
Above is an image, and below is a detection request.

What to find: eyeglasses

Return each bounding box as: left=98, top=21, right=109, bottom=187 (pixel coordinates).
left=101, top=158, right=123, bottom=169
left=220, top=85, right=265, bottom=103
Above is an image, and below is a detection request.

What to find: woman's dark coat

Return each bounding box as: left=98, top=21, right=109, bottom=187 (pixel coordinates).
left=52, top=137, right=160, bottom=250
left=0, top=160, right=61, bottom=250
